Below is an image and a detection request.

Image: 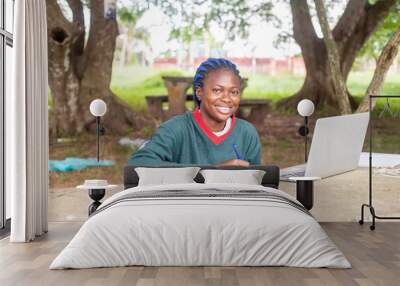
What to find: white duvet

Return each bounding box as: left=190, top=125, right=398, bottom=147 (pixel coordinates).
left=50, top=183, right=351, bottom=269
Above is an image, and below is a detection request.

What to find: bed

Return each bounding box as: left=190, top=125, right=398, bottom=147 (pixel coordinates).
left=50, top=165, right=350, bottom=269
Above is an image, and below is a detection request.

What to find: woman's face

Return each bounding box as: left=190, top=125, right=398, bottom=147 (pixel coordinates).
left=196, top=69, right=241, bottom=123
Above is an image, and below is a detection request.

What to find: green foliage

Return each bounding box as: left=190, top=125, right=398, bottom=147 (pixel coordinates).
left=153, top=0, right=278, bottom=42
left=358, top=2, right=400, bottom=60
left=170, top=26, right=204, bottom=44
left=118, top=6, right=145, bottom=25
left=152, top=0, right=397, bottom=67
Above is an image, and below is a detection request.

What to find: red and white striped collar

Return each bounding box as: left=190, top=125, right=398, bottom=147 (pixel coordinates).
left=192, top=108, right=236, bottom=145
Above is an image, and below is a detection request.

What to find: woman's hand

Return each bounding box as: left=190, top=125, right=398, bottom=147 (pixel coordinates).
left=216, top=159, right=250, bottom=167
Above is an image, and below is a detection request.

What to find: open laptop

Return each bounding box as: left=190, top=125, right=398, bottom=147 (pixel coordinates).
left=280, top=112, right=370, bottom=181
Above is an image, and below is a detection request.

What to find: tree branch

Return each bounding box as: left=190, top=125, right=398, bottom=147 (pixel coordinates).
left=315, top=0, right=351, bottom=114
left=367, top=0, right=397, bottom=23
left=46, top=0, right=73, bottom=31
left=333, top=0, right=367, bottom=43
left=335, top=0, right=396, bottom=78
left=356, top=28, right=400, bottom=112
left=359, top=0, right=396, bottom=44
left=290, top=0, right=318, bottom=49
left=290, top=0, right=320, bottom=73
left=66, top=0, right=84, bottom=27
left=66, top=0, right=85, bottom=56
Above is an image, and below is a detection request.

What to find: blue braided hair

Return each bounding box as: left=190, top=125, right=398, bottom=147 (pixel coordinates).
left=193, top=58, right=243, bottom=107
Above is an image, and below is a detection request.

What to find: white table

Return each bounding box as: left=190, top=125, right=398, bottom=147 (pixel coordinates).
left=77, top=184, right=118, bottom=215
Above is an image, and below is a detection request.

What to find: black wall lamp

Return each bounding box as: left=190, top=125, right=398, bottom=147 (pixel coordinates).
left=297, top=99, right=315, bottom=163
left=89, top=99, right=107, bottom=163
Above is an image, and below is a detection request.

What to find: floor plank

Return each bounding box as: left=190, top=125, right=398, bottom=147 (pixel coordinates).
left=0, top=222, right=399, bottom=286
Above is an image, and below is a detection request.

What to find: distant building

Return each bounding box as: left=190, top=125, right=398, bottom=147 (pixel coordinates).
left=152, top=57, right=178, bottom=69
left=153, top=56, right=306, bottom=75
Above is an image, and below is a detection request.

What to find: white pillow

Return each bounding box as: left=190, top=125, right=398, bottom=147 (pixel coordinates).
left=200, top=169, right=266, bottom=185
left=135, top=167, right=201, bottom=186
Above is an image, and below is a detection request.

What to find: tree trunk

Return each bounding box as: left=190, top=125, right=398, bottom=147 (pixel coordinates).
left=279, top=59, right=358, bottom=112
left=315, top=0, right=351, bottom=114
left=279, top=0, right=396, bottom=113
left=356, top=28, right=400, bottom=112
left=47, top=0, right=137, bottom=136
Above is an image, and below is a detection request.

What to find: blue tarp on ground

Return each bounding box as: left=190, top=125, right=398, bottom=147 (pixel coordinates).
left=49, top=157, right=114, bottom=172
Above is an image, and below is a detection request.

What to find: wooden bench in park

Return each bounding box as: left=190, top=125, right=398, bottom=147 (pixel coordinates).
left=236, top=98, right=272, bottom=125
left=145, top=94, right=271, bottom=126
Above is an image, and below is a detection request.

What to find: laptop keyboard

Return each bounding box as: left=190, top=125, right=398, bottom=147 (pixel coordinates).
left=280, top=164, right=306, bottom=181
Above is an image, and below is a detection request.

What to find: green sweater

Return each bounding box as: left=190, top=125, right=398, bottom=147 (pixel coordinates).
left=128, top=111, right=261, bottom=165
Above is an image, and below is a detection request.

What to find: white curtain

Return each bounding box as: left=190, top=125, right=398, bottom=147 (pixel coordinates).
left=7, top=0, right=49, bottom=242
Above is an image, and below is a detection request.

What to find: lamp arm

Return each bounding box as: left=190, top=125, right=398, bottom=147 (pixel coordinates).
left=305, top=116, right=308, bottom=163
left=96, top=116, right=100, bottom=162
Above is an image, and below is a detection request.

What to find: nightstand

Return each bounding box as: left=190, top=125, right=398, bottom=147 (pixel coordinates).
left=77, top=181, right=118, bottom=215
left=289, top=177, right=321, bottom=210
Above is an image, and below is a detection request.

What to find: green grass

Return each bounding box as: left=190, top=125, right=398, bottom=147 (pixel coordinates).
left=347, top=71, right=400, bottom=97
left=240, top=72, right=305, bottom=102
left=347, top=71, right=400, bottom=117
left=111, top=66, right=189, bottom=110
left=110, top=66, right=307, bottom=108
left=47, top=65, right=400, bottom=113
left=110, top=65, right=400, bottom=115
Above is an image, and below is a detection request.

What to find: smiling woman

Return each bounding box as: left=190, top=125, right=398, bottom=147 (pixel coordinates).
left=128, top=58, right=262, bottom=166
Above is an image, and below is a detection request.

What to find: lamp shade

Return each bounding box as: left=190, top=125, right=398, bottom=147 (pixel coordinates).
left=89, top=99, right=107, bottom=117
left=297, top=99, right=315, bottom=117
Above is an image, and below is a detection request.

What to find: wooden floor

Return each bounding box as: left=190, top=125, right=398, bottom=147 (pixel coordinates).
left=0, top=222, right=399, bottom=286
